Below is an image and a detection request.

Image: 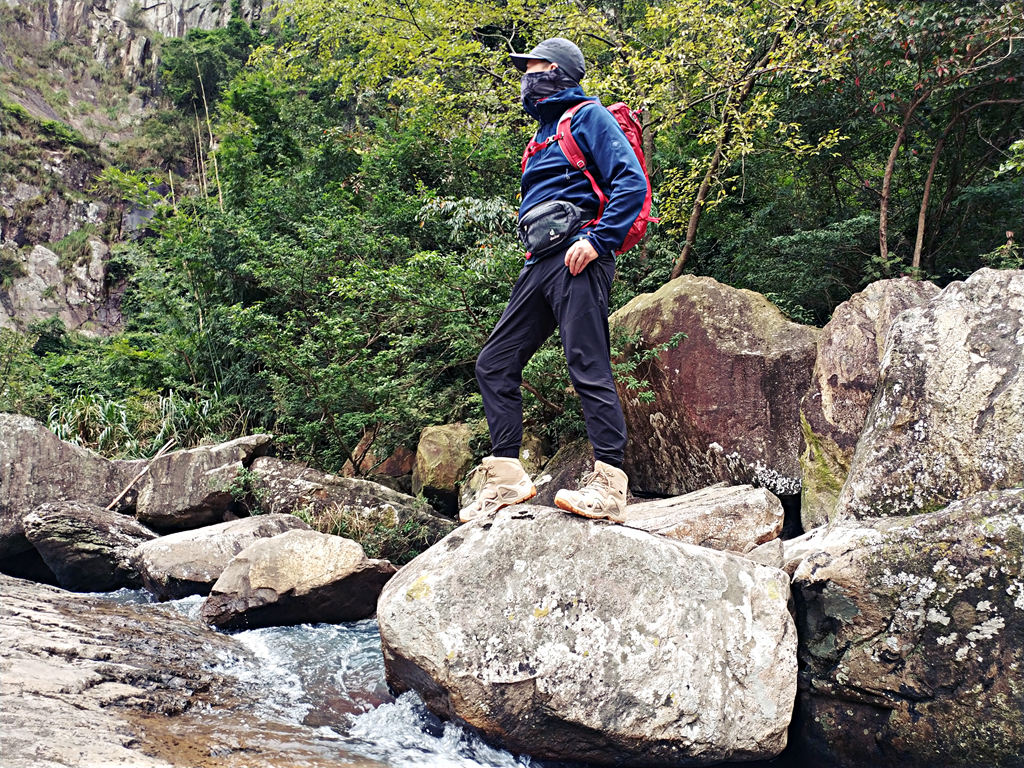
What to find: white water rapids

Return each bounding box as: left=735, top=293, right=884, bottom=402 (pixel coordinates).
left=101, top=589, right=534, bottom=768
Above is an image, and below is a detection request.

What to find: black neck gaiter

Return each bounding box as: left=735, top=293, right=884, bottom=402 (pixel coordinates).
left=521, top=69, right=579, bottom=110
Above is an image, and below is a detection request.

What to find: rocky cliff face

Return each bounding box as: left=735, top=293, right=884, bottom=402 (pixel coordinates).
left=2, top=0, right=261, bottom=90
left=0, top=0, right=260, bottom=335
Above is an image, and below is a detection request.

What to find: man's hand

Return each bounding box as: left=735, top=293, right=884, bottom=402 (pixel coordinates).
left=564, top=238, right=600, bottom=276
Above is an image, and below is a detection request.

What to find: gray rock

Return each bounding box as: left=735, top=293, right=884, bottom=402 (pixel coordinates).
left=610, top=275, right=818, bottom=497
left=743, top=538, right=784, bottom=569
left=0, top=243, right=120, bottom=335
left=836, top=268, right=1024, bottom=520
left=528, top=437, right=593, bottom=507
left=249, top=456, right=446, bottom=535
left=135, top=434, right=272, bottom=532
left=411, top=422, right=480, bottom=514
left=378, top=505, right=797, bottom=766
left=0, top=414, right=142, bottom=559
left=0, top=573, right=377, bottom=768
left=791, top=489, right=1024, bottom=767
left=132, top=513, right=308, bottom=600
left=22, top=501, right=157, bottom=591
left=201, top=529, right=396, bottom=630
left=622, top=484, right=783, bottom=554
left=799, top=278, right=940, bottom=529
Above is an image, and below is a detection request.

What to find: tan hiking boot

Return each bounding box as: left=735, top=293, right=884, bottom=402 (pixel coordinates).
left=459, top=456, right=537, bottom=523
left=554, top=461, right=628, bottom=523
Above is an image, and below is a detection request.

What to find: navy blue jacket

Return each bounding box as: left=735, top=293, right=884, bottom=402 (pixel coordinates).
left=521, top=86, right=647, bottom=259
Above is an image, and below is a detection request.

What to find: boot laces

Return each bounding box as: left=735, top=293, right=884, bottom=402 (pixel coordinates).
left=469, top=463, right=500, bottom=502
left=579, top=467, right=613, bottom=495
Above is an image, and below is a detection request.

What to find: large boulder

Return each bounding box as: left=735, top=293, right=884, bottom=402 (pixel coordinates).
left=378, top=505, right=797, bottom=766
left=132, top=513, right=308, bottom=600
left=622, top=484, right=783, bottom=554
left=411, top=422, right=480, bottom=514
left=0, top=414, right=142, bottom=559
left=610, top=275, right=818, bottom=498
left=790, top=489, right=1024, bottom=767
left=201, top=529, right=396, bottom=630
left=800, top=278, right=939, bottom=529
left=836, top=268, right=1024, bottom=520
left=248, top=457, right=453, bottom=564
left=340, top=427, right=416, bottom=485
left=22, top=501, right=157, bottom=591
left=135, top=434, right=272, bottom=532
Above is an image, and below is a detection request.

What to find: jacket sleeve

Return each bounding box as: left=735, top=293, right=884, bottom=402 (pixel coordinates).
left=570, top=104, right=647, bottom=257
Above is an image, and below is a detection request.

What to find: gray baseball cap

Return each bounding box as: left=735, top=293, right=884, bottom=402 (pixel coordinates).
left=510, top=37, right=585, bottom=82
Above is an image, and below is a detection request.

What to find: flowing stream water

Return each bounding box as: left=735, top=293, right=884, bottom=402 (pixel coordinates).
left=100, top=589, right=795, bottom=768
left=103, top=589, right=537, bottom=767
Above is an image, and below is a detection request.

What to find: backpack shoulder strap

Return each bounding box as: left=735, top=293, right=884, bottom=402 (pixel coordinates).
left=556, top=101, right=608, bottom=223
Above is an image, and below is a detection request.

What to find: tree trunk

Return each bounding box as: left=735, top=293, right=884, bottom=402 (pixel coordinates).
left=913, top=99, right=1023, bottom=270
left=670, top=136, right=725, bottom=280
left=879, top=94, right=929, bottom=265
left=668, top=48, right=771, bottom=281
left=911, top=132, right=947, bottom=271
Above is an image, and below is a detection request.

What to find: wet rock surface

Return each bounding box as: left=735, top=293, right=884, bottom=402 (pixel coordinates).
left=836, top=268, right=1024, bottom=520
left=791, top=489, right=1024, bottom=768
left=378, top=505, right=797, bottom=766
left=201, top=529, right=396, bottom=630
left=799, top=277, right=939, bottom=529
left=611, top=275, right=818, bottom=498
left=622, top=484, right=783, bottom=553
left=133, top=513, right=309, bottom=600
left=0, top=574, right=380, bottom=768
left=22, top=500, right=157, bottom=591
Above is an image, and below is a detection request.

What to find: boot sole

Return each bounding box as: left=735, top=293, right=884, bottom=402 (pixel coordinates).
left=459, top=487, right=537, bottom=524
left=554, top=496, right=624, bottom=524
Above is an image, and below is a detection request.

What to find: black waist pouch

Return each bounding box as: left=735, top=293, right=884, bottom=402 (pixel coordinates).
left=518, top=199, right=585, bottom=261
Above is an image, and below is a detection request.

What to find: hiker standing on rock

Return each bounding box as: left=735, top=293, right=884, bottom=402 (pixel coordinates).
left=460, top=38, right=649, bottom=525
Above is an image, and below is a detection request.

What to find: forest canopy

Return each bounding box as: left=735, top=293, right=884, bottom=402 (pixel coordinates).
left=3, top=0, right=1022, bottom=474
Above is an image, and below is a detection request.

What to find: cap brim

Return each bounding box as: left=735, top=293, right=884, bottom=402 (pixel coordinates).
left=509, top=52, right=543, bottom=72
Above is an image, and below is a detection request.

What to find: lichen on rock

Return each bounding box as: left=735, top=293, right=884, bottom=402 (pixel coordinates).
left=835, top=269, right=1024, bottom=521
left=791, top=488, right=1024, bottom=767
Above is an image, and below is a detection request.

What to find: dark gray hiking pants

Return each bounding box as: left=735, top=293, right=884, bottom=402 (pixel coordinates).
left=475, top=252, right=627, bottom=467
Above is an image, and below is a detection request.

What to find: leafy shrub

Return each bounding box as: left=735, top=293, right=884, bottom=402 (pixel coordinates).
left=293, top=503, right=454, bottom=565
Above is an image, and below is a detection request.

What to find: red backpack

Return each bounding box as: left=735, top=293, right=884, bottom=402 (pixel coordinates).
left=521, top=101, right=657, bottom=255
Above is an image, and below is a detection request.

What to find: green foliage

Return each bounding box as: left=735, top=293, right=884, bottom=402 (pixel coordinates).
left=612, top=330, right=687, bottom=405
left=92, top=167, right=164, bottom=208
left=0, top=247, right=26, bottom=288
left=38, top=118, right=88, bottom=148
left=158, top=7, right=260, bottom=110
left=49, top=224, right=99, bottom=270
left=228, top=466, right=265, bottom=513
left=48, top=389, right=137, bottom=455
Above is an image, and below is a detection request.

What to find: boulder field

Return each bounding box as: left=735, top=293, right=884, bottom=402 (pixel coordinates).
left=2, top=267, right=1023, bottom=767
